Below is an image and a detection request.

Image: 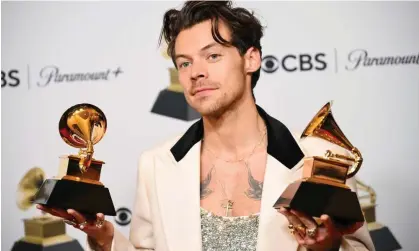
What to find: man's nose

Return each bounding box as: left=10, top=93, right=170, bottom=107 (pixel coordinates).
left=190, top=60, right=208, bottom=81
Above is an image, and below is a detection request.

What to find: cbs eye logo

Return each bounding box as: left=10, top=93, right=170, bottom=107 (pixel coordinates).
left=261, top=53, right=327, bottom=73
left=114, top=207, right=132, bottom=226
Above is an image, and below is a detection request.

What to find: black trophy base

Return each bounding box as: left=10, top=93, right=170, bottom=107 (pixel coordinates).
left=151, top=89, right=200, bottom=121
left=274, top=180, right=364, bottom=226
left=11, top=239, right=84, bottom=251
left=370, top=225, right=402, bottom=251
left=33, top=179, right=116, bottom=216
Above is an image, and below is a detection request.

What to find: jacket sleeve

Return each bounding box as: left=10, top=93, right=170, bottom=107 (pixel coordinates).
left=86, top=151, right=155, bottom=251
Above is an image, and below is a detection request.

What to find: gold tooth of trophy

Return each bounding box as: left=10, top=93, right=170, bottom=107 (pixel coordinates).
left=33, top=103, right=116, bottom=217
left=274, top=101, right=365, bottom=226
left=12, top=167, right=84, bottom=250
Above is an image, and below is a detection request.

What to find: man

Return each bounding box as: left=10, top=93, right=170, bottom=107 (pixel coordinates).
left=37, top=1, right=375, bottom=250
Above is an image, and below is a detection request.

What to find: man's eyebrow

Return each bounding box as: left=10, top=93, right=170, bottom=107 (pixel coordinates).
left=175, top=42, right=220, bottom=61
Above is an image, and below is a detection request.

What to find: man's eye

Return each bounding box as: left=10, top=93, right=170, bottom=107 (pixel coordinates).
left=179, top=62, right=190, bottom=68
left=208, top=54, right=220, bottom=60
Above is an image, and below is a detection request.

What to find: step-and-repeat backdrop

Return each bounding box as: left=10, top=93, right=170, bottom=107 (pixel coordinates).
left=2, top=1, right=418, bottom=250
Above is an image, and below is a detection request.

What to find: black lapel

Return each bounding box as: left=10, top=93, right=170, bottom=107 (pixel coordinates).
left=170, top=105, right=304, bottom=169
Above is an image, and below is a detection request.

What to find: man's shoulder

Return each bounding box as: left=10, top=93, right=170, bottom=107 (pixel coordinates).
left=138, top=134, right=183, bottom=162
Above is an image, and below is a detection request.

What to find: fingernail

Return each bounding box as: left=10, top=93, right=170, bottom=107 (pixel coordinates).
left=67, top=209, right=72, bottom=214
left=79, top=225, right=84, bottom=230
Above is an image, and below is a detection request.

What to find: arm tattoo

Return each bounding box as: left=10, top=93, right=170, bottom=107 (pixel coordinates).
left=244, top=163, right=263, bottom=200
left=200, top=167, right=214, bottom=199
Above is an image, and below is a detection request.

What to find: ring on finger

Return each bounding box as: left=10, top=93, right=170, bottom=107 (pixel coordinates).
left=306, top=227, right=318, bottom=238
left=78, top=221, right=88, bottom=229
left=288, top=224, right=295, bottom=234
left=95, top=218, right=105, bottom=229
left=295, top=224, right=306, bottom=236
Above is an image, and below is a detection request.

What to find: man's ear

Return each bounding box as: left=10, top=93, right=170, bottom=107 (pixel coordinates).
left=244, top=47, right=261, bottom=74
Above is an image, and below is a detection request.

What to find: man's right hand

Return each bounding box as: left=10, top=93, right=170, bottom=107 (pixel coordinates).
left=36, top=204, right=114, bottom=250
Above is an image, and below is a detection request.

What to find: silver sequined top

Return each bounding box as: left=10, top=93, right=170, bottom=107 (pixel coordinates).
left=200, top=208, right=260, bottom=251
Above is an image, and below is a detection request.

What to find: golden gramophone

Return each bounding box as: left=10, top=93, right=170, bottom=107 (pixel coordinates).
left=33, top=103, right=116, bottom=217
left=12, top=167, right=84, bottom=251
left=274, top=101, right=365, bottom=225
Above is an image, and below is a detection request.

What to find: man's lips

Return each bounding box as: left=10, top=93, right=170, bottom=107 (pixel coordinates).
left=193, top=87, right=217, bottom=95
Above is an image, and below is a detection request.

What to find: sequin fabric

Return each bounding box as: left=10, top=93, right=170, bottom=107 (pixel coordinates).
left=200, top=208, right=260, bottom=251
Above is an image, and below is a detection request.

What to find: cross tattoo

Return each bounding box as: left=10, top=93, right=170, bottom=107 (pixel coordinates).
left=222, top=200, right=234, bottom=217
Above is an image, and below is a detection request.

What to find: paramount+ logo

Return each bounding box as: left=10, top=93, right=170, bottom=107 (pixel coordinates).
left=261, top=53, right=327, bottom=73
left=1, top=65, right=123, bottom=89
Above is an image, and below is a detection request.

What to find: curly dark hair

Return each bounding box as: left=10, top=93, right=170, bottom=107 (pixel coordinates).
left=158, top=0, right=264, bottom=91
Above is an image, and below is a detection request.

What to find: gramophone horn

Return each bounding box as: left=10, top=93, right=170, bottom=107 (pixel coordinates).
left=16, top=167, right=45, bottom=211
left=301, top=101, right=363, bottom=178
left=58, top=103, right=107, bottom=172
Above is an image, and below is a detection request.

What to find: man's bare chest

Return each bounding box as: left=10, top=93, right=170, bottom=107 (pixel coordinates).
left=199, top=152, right=267, bottom=217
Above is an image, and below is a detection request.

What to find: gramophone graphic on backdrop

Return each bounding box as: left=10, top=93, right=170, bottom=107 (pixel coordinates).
left=12, top=167, right=84, bottom=251
left=356, top=179, right=402, bottom=250
left=151, top=43, right=201, bottom=121
left=33, top=103, right=116, bottom=217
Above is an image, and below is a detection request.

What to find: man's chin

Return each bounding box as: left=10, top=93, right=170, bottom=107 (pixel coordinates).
left=193, top=104, right=226, bottom=117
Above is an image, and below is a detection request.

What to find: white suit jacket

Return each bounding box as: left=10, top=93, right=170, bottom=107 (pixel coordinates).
left=87, top=105, right=375, bottom=251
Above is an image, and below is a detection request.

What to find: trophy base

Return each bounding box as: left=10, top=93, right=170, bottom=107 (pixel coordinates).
left=274, top=180, right=364, bottom=226
left=368, top=223, right=402, bottom=251
left=151, top=89, right=200, bottom=121
left=33, top=178, right=116, bottom=216
left=11, top=239, right=84, bottom=251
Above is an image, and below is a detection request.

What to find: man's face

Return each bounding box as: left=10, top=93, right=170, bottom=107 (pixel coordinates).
left=174, top=20, right=250, bottom=117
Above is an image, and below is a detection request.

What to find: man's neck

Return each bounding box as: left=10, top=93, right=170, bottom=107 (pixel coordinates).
left=202, top=98, right=266, bottom=161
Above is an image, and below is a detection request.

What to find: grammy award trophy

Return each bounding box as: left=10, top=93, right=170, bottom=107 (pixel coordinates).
left=33, top=103, right=116, bottom=217
left=12, top=167, right=84, bottom=251
left=274, top=101, right=365, bottom=226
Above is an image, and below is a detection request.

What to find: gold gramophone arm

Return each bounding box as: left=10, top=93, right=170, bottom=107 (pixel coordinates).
left=79, top=141, right=94, bottom=173
left=325, top=147, right=363, bottom=179
left=347, top=147, right=363, bottom=178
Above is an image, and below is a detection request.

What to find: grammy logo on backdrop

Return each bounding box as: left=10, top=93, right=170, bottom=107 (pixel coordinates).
left=356, top=179, right=402, bottom=250
left=12, top=167, right=84, bottom=251
left=151, top=45, right=200, bottom=121
left=274, top=101, right=365, bottom=226
left=33, top=103, right=116, bottom=217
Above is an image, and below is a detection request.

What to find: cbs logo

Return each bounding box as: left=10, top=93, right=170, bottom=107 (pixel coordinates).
left=1, top=69, right=20, bottom=88
left=261, top=54, right=327, bottom=73
left=114, top=207, right=132, bottom=226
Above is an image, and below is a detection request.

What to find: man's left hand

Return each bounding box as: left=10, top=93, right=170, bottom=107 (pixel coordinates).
left=278, top=207, right=364, bottom=251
